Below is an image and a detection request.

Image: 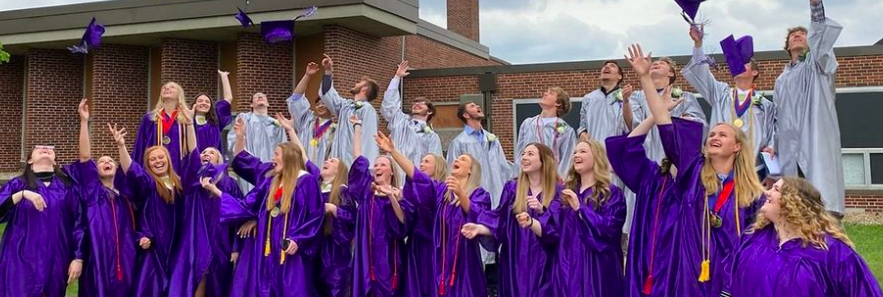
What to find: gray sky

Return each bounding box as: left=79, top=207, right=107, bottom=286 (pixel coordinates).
left=2, top=0, right=880, bottom=64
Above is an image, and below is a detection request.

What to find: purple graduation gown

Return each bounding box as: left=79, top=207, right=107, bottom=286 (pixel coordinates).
left=305, top=161, right=356, bottom=297
left=350, top=156, right=409, bottom=297
left=399, top=171, right=438, bottom=297
left=407, top=170, right=491, bottom=297
left=0, top=166, right=85, bottom=297
left=551, top=184, right=626, bottom=297
left=133, top=112, right=186, bottom=171
left=168, top=162, right=243, bottom=297
left=658, top=118, right=765, bottom=296
left=220, top=151, right=324, bottom=297
left=606, top=133, right=683, bottom=297
left=731, top=227, right=883, bottom=297
left=195, top=100, right=233, bottom=156
left=71, top=160, right=137, bottom=297
left=477, top=180, right=561, bottom=297
left=129, top=152, right=199, bottom=297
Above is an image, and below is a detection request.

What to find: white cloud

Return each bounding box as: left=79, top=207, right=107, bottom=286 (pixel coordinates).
left=0, top=0, right=110, bottom=11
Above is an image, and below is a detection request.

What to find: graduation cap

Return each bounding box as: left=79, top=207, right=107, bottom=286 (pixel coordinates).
left=675, top=0, right=706, bottom=23
left=719, top=34, right=754, bottom=77
left=260, top=6, right=318, bottom=44
left=198, top=163, right=228, bottom=180
left=67, top=17, right=105, bottom=54
left=235, top=7, right=254, bottom=27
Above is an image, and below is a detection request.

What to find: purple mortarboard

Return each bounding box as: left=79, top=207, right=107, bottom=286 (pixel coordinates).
left=68, top=17, right=105, bottom=54
left=198, top=163, right=227, bottom=180
left=720, top=34, right=754, bottom=77
left=261, top=20, right=294, bottom=44
left=675, top=0, right=706, bottom=23
left=235, top=7, right=254, bottom=27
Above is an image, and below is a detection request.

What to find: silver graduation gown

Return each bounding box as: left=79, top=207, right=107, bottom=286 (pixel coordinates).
left=320, top=77, right=380, bottom=167
left=682, top=47, right=777, bottom=158
left=774, top=17, right=845, bottom=213
left=287, top=93, right=334, bottom=166
left=513, top=115, right=577, bottom=177
left=381, top=76, right=443, bottom=165
left=446, top=128, right=512, bottom=208
left=226, top=112, right=287, bottom=193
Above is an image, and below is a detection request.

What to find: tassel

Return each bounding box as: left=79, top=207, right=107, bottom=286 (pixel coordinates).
left=392, top=273, right=398, bottom=290
left=263, top=239, right=271, bottom=257
left=698, top=260, right=710, bottom=282
left=438, top=279, right=446, bottom=296
left=116, top=264, right=123, bottom=281
left=642, top=274, right=653, bottom=295
left=280, top=252, right=286, bottom=265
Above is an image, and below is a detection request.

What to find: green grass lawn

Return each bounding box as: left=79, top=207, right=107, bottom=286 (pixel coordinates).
left=1, top=223, right=881, bottom=296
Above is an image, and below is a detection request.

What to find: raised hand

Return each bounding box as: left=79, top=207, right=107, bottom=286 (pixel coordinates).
left=526, top=194, right=543, bottom=212
left=445, top=176, right=462, bottom=195
left=305, top=62, right=320, bottom=76
left=561, top=189, right=580, bottom=211
left=689, top=24, right=704, bottom=47
left=274, top=112, right=294, bottom=131
left=321, top=54, right=334, bottom=71
left=622, top=84, right=635, bottom=103
left=625, top=44, right=653, bottom=77
left=200, top=177, right=222, bottom=197
left=234, top=117, right=246, bottom=139
left=374, top=131, right=394, bottom=152
left=516, top=212, right=532, bottom=228
left=218, top=69, right=230, bottom=76
left=78, top=98, right=90, bottom=121
left=395, top=60, right=410, bottom=78
left=107, top=123, right=127, bottom=146
left=180, top=104, right=194, bottom=124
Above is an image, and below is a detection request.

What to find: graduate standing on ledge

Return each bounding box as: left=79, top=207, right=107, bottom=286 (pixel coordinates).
left=774, top=0, right=845, bottom=217
left=513, top=87, right=577, bottom=177
left=73, top=99, right=137, bottom=297
left=626, top=43, right=765, bottom=297
left=319, top=54, right=381, bottom=167
left=288, top=62, right=335, bottom=166
left=133, top=81, right=190, bottom=171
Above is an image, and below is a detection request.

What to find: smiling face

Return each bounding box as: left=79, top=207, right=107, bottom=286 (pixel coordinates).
left=705, top=124, right=742, bottom=158
left=599, top=62, right=623, bottom=83
left=200, top=148, right=221, bottom=165
left=373, top=156, right=394, bottom=185
left=96, top=156, right=117, bottom=178
left=29, top=146, right=56, bottom=167
left=571, top=141, right=595, bottom=174
left=411, top=101, right=430, bottom=117
left=451, top=154, right=474, bottom=178
left=271, top=147, right=284, bottom=174
left=418, top=154, right=436, bottom=177
left=320, top=158, right=341, bottom=181
left=520, top=145, right=542, bottom=174
left=760, top=179, right=785, bottom=223
left=194, top=94, right=212, bottom=114
left=147, top=149, right=169, bottom=176
left=313, top=100, right=330, bottom=118
left=161, top=82, right=180, bottom=101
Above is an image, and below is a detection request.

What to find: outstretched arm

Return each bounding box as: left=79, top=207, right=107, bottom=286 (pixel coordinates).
left=626, top=44, right=672, bottom=125
left=375, top=131, right=415, bottom=178
left=219, top=70, right=233, bottom=103
left=181, top=105, right=197, bottom=154
left=275, top=112, right=309, bottom=163
left=232, top=118, right=247, bottom=156
left=350, top=115, right=363, bottom=158
left=109, top=123, right=132, bottom=173
left=78, top=99, right=91, bottom=162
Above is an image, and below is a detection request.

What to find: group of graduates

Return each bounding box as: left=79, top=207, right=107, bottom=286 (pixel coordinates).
left=2, top=0, right=883, bottom=296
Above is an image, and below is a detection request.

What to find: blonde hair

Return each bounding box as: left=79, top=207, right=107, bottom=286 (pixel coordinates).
left=376, top=155, right=400, bottom=188
left=748, top=177, right=853, bottom=249
left=657, top=56, right=679, bottom=85
left=513, top=143, right=558, bottom=213
left=701, top=123, right=764, bottom=207
left=425, top=153, right=449, bottom=181
left=265, top=142, right=306, bottom=214
left=151, top=82, right=188, bottom=123
left=447, top=154, right=482, bottom=211
left=548, top=87, right=572, bottom=117
left=564, top=140, right=613, bottom=209
left=324, top=160, right=350, bottom=235
left=143, top=146, right=183, bottom=203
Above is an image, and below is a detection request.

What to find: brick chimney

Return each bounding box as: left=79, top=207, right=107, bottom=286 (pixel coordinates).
left=447, top=0, right=480, bottom=42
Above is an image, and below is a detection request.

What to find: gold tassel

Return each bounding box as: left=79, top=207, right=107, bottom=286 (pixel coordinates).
left=263, top=238, right=271, bottom=257
left=280, top=252, right=286, bottom=265
left=698, top=260, right=710, bottom=282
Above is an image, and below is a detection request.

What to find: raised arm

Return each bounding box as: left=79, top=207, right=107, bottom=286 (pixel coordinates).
left=375, top=131, right=415, bottom=178
left=109, top=123, right=132, bottom=173
left=621, top=85, right=637, bottom=130
left=288, top=63, right=320, bottom=131
left=319, top=54, right=346, bottom=117
left=219, top=70, right=233, bottom=103
left=78, top=99, right=91, bottom=162
left=216, top=71, right=234, bottom=129
left=275, top=112, right=309, bottom=163
left=350, top=115, right=363, bottom=158
left=181, top=105, right=198, bottom=154
left=380, top=61, right=409, bottom=122
left=626, top=44, right=671, bottom=125
left=681, top=25, right=729, bottom=103
left=232, top=117, right=246, bottom=156
left=808, top=0, right=842, bottom=75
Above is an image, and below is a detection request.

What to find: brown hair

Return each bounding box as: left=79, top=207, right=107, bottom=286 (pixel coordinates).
left=414, top=97, right=437, bottom=122
left=143, top=146, right=183, bottom=203
left=783, top=26, right=808, bottom=52
left=513, top=143, right=558, bottom=214
left=362, top=76, right=380, bottom=101
left=564, top=140, right=612, bottom=210
left=265, top=142, right=306, bottom=214
left=547, top=87, right=572, bottom=117
left=602, top=60, right=625, bottom=85
left=657, top=57, right=678, bottom=85
left=192, top=93, right=219, bottom=125
left=748, top=177, right=853, bottom=249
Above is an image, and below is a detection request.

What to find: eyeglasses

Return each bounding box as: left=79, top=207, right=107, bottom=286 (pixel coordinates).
left=34, top=145, right=56, bottom=150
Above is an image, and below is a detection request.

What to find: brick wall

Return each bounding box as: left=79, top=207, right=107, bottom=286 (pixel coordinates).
left=25, top=49, right=84, bottom=166
left=161, top=39, right=218, bottom=106
left=0, top=56, right=24, bottom=172
left=404, top=34, right=500, bottom=69
left=846, top=195, right=883, bottom=212
left=90, top=44, right=150, bottom=159
left=234, top=33, right=294, bottom=115
left=447, top=0, right=480, bottom=42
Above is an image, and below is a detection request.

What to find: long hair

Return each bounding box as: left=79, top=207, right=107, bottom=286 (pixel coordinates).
left=375, top=155, right=400, bottom=188
left=22, top=148, right=71, bottom=190
left=748, top=177, right=853, bottom=249
left=701, top=123, right=764, bottom=207
left=425, top=153, right=449, bottom=181
left=143, top=146, right=183, bottom=203
left=324, top=160, right=350, bottom=235
left=564, top=140, right=612, bottom=210
left=513, top=143, right=558, bottom=214
left=446, top=154, right=482, bottom=207
left=193, top=93, right=219, bottom=125
left=265, top=142, right=306, bottom=214
left=151, top=82, right=188, bottom=123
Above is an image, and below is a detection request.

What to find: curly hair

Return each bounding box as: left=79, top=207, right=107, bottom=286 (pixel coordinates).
left=748, top=177, right=853, bottom=250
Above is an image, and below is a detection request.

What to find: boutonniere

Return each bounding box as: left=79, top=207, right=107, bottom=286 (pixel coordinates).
left=556, top=121, right=566, bottom=134
left=799, top=48, right=810, bottom=62
left=330, top=122, right=338, bottom=132
left=423, top=125, right=433, bottom=134
left=270, top=118, right=280, bottom=126
left=671, top=86, right=684, bottom=99
left=353, top=101, right=364, bottom=110
left=613, top=89, right=623, bottom=102
left=751, top=92, right=764, bottom=106
left=486, top=133, right=497, bottom=143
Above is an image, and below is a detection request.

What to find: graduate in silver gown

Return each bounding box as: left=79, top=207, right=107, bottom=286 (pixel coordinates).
left=226, top=87, right=287, bottom=194
left=381, top=60, right=443, bottom=167
left=513, top=87, right=577, bottom=176
left=319, top=54, right=380, bottom=167
left=774, top=0, right=845, bottom=214
left=682, top=28, right=777, bottom=164
left=288, top=62, right=335, bottom=166
left=629, top=56, right=708, bottom=164
left=446, top=101, right=512, bottom=208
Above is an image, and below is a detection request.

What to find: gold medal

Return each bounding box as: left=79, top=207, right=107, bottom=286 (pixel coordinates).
left=733, top=118, right=744, bottom=128
left=162, top=135, right=172, bottom=145
left=709, top=212, right=723, bottom=228
left=270, top=207, right=280, bottom=218
left=310, top=139, right=318, bottom=147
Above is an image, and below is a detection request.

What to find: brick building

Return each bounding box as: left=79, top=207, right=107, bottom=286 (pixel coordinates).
left=2, top=0, right=882, bottom=211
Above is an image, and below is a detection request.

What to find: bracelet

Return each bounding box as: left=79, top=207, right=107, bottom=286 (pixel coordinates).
left=528, top=217, right=535, bottom=228
left=353, top=123, right=362, bottom=128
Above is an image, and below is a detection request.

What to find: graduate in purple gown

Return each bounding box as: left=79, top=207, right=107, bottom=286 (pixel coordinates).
left=731, top=177, right=883, bottom=297
left=111, top=103, right=200, bottom=297
left=347, top=115, right=409, bottom=297
left=192, top=70, right=234, bottom=156
left=552, top=139, right=626, bottom=297
left=461, top=143, right=562, bottom=297
left=133, top=81, right=191, bottom=171
left=221, top=116, right=325, bottom=297
left=0, top=142, right=85, bottom=296
left=167, top=145, right=243, bottom=297
left=74, top=99, right=137, bottom=297
left=626, top=44, right=766, bottom=296
left=376, top=131, right=490, bottom=297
